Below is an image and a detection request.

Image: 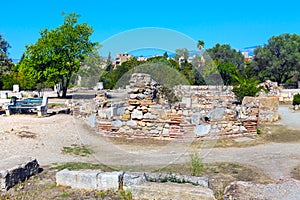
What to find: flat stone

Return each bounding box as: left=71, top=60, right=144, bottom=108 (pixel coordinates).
left=56, top=169, right=122, bottom=191
left=131, top=109, right=143, bottom=120
left=131, top=182, right=216, bottom=200
left=126, top=120, right=137, bottom=127
left=194, top=125, right=211, bottom=136
left=123, top=172, right=147, bottom=190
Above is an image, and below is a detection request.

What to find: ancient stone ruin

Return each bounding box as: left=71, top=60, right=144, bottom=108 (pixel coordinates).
left=56, top=169, right=215, bottom=200
left=71, top=73, right=279, bottom=139
left=0, top=156, right=40, bottom=191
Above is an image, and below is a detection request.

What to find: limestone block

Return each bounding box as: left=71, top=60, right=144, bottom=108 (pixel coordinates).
left=56, top=170, right=122, bottom=191
left=194, top=125, right=211, bottom=136
left=126, top=120, right=137, bottom=127
left=97, top=172, right=122, bottom=190
left=131, top=182, right=216, bottom=200
left=112, top=120, right=123, bottom=128
left=123, top=172, right=147, bottom=190
left=143, top=112, right=157, bottom=120
left=131, top=109, right=143, bottom=120
left=56, top=169, right=99, bottom=190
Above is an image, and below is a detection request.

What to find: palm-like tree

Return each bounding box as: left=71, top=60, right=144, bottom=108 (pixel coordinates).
left=197, top=40, right=205, bottom=51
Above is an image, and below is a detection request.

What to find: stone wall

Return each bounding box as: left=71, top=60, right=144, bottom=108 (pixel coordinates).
left=0, top=156, right=40, bottom=191
left=71, top=74, right=280, bottom=139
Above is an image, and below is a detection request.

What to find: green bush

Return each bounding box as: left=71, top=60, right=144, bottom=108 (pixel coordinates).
left=293, top=93, right=300, bottom=106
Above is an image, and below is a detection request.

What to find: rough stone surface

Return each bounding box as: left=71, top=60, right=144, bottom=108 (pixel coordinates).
left=122, top=172, right=147, bottom=190
left=224, top=178, right=300, bottom=200
left=131, top=109, right=143, bottom=120
left=144, top=172, right=209, bottom=188
left=131, top=182, right=216, bottom=200
left=0, top=156, right=40, bottom=191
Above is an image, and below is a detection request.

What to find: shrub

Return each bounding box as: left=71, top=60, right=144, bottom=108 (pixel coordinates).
left=293, top=93, right=300, bottom=106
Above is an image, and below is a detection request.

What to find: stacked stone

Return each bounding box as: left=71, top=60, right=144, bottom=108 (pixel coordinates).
left=258, top=80, right=280, bottom=97
left=124, top=73, right=158, bottom=123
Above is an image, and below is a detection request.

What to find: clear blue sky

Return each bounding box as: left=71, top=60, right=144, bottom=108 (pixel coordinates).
left=2, top=0, right=300, bottom=59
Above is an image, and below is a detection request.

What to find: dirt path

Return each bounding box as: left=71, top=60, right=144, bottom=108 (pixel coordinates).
left=0, top=105, right=299, bottom=181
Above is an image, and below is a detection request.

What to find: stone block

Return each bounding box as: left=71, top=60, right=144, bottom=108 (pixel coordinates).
left=0, top=156, right=40, bottom=191
left=123, top=172, right=147, bottom=190
left=131, top=109, right=143, bottom=120
left=112, top=120, right=123, bottom=128
left=122, top=113, right=131, bottom=119
left=131, top=182, right=215, bottom=200
left=194, top=125, right=211, bottom=136
left=56, top=169, right=100, bottom=190
left=97, top=172, right=122, bottom=190
left=126, top=120, right=137, bottom=127
left=56, top=170, right=122, bottom=191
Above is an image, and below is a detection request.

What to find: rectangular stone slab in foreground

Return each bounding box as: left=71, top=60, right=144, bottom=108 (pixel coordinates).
left=0, top=156, right=40, bottom=191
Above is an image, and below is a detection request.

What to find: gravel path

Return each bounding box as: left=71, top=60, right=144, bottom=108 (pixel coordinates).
left=0, top=105, right=299, bottom=181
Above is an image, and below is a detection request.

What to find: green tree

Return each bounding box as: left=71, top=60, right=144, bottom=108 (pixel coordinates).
left=0, top=34, right=13, bottom=71
left=217, top=62, right=238, bottom=85
left=250, top=33, right=300, bottom=85
left=0, top=34, right=14, bottom=89
left=20, top=13, right=98, bottom=97
left=74, top=49, right=104, bottom=88
left=206, top=43, right=245, bottom=70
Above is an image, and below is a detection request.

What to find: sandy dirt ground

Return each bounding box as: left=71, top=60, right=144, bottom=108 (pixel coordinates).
left=0, top=104, right=300, bottom=180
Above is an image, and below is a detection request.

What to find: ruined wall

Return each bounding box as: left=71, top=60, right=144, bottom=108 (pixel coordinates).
left=71, top=74, right=280, bottom=139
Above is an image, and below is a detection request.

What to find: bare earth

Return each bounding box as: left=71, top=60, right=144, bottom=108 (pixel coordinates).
left=0, top=105, right=300, bottom=181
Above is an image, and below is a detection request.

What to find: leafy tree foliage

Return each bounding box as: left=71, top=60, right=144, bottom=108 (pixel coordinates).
left=206, top=43, right=245, bottom=70
left=73, top=50, right=105, bottom=88
left=0, top=34, right=15, bottom=89
left=293, top=93, right=300, bottom=106
left=217, top=62, right=238, bottom=85
left=100, top=56, right=205, bottom=89
left=250, top=33, right=300, bottom=85
left=0, top=34, right=13, bottom=71
left=19, top=13, right=98, bottom=97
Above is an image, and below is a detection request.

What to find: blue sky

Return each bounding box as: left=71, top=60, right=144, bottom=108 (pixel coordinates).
left=2, top=0, right=300, bottom=59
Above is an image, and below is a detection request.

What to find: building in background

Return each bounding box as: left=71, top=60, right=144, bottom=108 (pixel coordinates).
left=112, top=53, right=132, bottom=66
